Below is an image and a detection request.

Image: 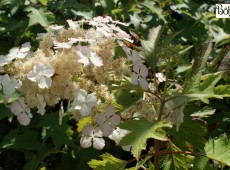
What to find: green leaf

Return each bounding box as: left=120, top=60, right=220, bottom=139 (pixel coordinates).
left=162, top=156, right=171, bottom=170
left=37, top=113, right=73, bottom=146
left=172, top=95, right=188, bottom=108
left=218, top=49, right=230, bottom=75
left=38, top=0, right=48, bottom=6
left=140, top=1, right=167, bottom=23
left=141, top=25, right=163, bottom=55
left=193, top=156, right=215, bottom=170
left=141, top=25, right=164, bottom=70
left=0, top=128, right=43, bottom=150
left=184, top=40, right=212, bottom=93
left=204, top=134, right=230, bottom=166
left=209, top=44, right=230, bottom=72
left=0, top=0, right=13, bottom=7
left=23, top=149, right=48, bottom=170
left=200, top=73, right=222, bottom=91
left=176, top=65, right=192, bottom=74
left=184, top=72, right=224, bottom=104
left=209, top=26, right=230, bottom=47
left=214, top=85, right=230, bottom=97
left=0, top=103, right=12, bottom=119
left=77, top=116, right=92, bottom=133
left=190, top=109, right=215, bottom=118
left=162, top=30, right=183, bottom=47
left=76, top=147, right=101, bottom=170
left=157, top=45, right=191, bottom=63
left=126, top=167, right=140, bottom=170
left=24, top=7, right=50, bottom=27
left=148, top=161, right=154, bottom=170
left=119, top=118, right=172, bottom=160
left=169, top=116, right=207, bottom=150
left=162, top=144, right=193, bottom=170
left=88, top=153, right=128, bottom=170
left=99, top=0, right=115, bottom=15
left=129, top=13, right=142, bottom=29
left=178, top=45, right=193, bottom=55
left=115, top=88, right=142, bottom=108
left=71, top=9, right=93, bottom=19
left=170, top=147, right=194, bottom=170
left=0, top=92, right=21, bottom=104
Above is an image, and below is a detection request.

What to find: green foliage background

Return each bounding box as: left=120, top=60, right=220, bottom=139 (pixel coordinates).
left=0, top=0, right=230, bottom=169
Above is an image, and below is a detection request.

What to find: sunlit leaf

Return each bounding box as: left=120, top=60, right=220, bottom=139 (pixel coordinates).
left=176, top=65, right=192, bottom=74
left=88, top=153, right=128, bottom=170
left=163, top=144, right=194, bottom=170
left=76, top=116, right=92, bottom=133
left=0, top=92, right=21, bottom=104
left=148, top=161, right=154, bottom=170
left=38, top=0, right=48, bottom=6
left=210, top=26, right=230, bottom=47
left=141, top=25, right=164, bottom=70
left=190, top=109, right=215, bottom=118
left=126, top=166, right=141, bottom=170
left=214, top=85, right=230, bottom=97
left=119, top=118, right=172, bottom=160
left=0, top=0, right=13, bottom=6
left=205, top=134, right=230, bottom=166
left=184, top=72, right=224, bottom=104
left=24, top=7, right=50, bottom=27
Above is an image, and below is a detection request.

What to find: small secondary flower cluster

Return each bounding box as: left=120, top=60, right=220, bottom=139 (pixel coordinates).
left=79, top=104, right=130, bottom=150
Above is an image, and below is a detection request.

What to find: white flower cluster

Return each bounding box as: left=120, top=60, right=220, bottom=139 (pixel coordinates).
left=0, top=16, right=137, bottom=149
left=0, top=16, right=183, bottom=151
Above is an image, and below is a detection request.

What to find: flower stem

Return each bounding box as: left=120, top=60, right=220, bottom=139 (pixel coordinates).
left=154, top=73, right=169, bottom=169
left=154, top=99, right=165, bottom=169
left=154, top=139, right=160, bottom=170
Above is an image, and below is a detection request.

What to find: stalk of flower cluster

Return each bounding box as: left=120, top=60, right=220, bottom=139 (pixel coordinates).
left=154, top=100, right=165, bottom=170
left=154, top=73, right=169, bottom=170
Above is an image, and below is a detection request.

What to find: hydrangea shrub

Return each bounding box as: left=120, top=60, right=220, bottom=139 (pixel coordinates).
left=0, top=16, right=230, bottom=169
